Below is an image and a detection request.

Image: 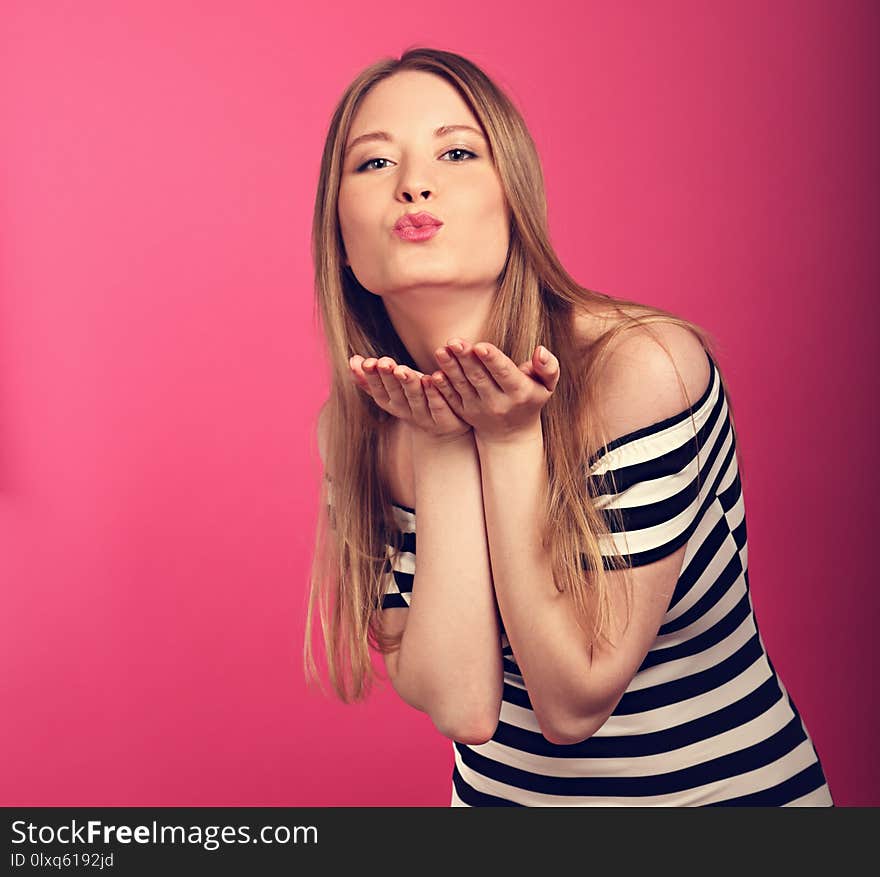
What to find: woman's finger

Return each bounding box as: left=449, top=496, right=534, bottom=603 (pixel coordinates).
left=529, top=345, right=561, bottom=393
left=435, top=340, right=481, bottom=402
left=349, top=352, right=470, bottom=437
left=361, top=357, right=390, bottom=404
left=393, top=365, right=430, bottom=422
left=444, top=338, right=503, bottom=402
left=349, top=355, right=370, bottom=391
left=374, top=357, right=410, bottom=409
left=428, top=369, right=465, bottom=418
left=421, top=376, right=449, bottom=422
left=472, top=343, right=527, bottom=396
left=422, top=376, right=470, bottom=434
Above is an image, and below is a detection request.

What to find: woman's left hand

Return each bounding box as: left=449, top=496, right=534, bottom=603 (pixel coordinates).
left=428, top=338, right=560, bottom=443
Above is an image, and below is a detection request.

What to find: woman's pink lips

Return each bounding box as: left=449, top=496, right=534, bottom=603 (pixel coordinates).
left=393, top=224, right=442, bottom=242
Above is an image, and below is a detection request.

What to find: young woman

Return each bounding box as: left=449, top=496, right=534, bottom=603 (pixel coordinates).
left=304, top=47, right=834, bottom=807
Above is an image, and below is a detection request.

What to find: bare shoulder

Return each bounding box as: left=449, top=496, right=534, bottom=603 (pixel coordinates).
left=587, top=320, right=711, bottom=443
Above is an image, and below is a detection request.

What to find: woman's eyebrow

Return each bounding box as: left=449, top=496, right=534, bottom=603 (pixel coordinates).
left=344, top=124, right=486, bottom=156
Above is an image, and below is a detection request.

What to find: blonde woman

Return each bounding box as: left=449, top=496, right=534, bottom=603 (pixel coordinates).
left=305, top=47, right=833, bottom=807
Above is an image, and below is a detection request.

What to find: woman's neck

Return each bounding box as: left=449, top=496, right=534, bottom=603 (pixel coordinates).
left=380, top=283, right=495, bottom=375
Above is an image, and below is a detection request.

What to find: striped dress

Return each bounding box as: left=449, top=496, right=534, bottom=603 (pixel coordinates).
left=378, top=349, right=834, bottom=806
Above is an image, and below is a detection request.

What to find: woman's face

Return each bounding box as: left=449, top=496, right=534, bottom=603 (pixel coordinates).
left=337, top=70, right=510, bottom=298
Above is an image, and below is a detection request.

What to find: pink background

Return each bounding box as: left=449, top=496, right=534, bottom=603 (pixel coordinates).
left=1, top=1, right=877, bottom=806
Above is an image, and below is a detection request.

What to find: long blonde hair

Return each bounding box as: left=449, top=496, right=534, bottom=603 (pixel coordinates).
left=304, top=46, right=739, bottom=703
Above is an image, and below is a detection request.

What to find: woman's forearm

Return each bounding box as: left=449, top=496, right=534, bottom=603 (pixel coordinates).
left=475, top=423, right=599, bottom=745
left=395, top=428, right=503, bottom=743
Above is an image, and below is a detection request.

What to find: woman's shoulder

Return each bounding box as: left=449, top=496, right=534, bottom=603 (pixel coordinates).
left=570, top=300, right=672, bottom=348
left=571, top=301, right=707, bottom=370
left=570, top=304, right=713, bottom=446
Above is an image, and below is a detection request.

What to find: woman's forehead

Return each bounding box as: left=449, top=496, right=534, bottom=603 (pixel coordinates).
left=350, top=72, right=477, bottom=131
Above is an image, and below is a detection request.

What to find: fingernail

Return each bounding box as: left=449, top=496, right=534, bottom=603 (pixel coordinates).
left=538, top=346, right=549, bottom=364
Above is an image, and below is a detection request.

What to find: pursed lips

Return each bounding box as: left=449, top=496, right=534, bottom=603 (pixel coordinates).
left=393, top=211, right=443, bottom=231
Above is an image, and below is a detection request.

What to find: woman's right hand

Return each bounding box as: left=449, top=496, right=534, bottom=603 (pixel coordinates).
left=349, top=354, right=472, bottom=440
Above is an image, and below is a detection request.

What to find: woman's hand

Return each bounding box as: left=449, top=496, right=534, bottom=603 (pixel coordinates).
left=429, top=338, right=560, bottom=443
left=348, top=354, right=472, bottom=440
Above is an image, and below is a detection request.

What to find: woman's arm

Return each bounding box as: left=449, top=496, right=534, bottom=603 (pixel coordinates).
left=430, top=335, right=708, bottom=744
left=474, top=424, right=601, bottom=745
left=346, top=351, right=504, bottom=743
left=392, top=428, right=503, bottom=745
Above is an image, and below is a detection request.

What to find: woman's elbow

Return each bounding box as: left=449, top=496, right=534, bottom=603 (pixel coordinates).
left=540, top=711, right=603, bottom=746
left=525, top=698, right=591, bottom=746
left=434, top=711, right=499, bottom=745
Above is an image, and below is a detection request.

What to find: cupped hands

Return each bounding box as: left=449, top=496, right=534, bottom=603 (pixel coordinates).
left=349, top=338, right=560, bottom=444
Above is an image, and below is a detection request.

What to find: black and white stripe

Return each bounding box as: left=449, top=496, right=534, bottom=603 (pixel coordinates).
left=379, top=350, right=833, bottom=806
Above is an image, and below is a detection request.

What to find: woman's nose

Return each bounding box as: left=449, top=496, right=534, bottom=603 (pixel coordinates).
left=399, top=188, right=432, bottom=202
left=395, top=159, right=436, bottom=203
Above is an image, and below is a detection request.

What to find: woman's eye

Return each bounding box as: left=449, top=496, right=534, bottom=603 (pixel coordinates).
left=355, top=148, right=477, bottom=173
left=358, top=157, right=392, bottom=172
left=441, top=148, right=477, bottom=162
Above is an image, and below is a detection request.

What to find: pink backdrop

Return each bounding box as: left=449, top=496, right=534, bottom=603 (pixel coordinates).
left=1, top=1, right=876, bottom=806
